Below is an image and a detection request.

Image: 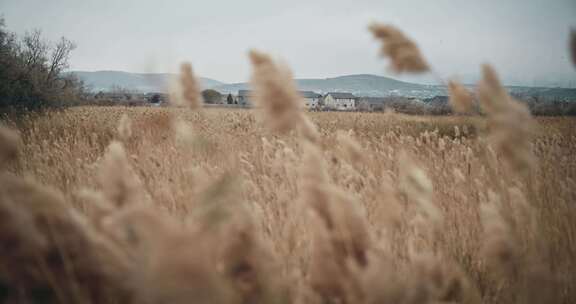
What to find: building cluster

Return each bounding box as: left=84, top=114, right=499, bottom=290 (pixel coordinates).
left=91, top=90, right=407, bottom=112
left=233, top=90, right=391, bottom=111
left=235, top=90, right=324, bottom=109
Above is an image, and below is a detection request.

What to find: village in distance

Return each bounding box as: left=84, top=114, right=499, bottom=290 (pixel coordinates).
left=81, top=71, right=576, bottom=115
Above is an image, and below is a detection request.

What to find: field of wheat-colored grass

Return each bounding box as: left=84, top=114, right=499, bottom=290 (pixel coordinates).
left=1, top=104, right=575, bottom=304
left=1, top=20, right=575, bottom=304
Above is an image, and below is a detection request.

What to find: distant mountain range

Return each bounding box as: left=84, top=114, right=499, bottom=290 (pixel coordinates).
left=70, top=71, right=442, bottom=97
left=69, top=71, right=224, bottom=93
left=213, top=74, right=438, bottom=97
left=71, top=71, right=576, bottom=100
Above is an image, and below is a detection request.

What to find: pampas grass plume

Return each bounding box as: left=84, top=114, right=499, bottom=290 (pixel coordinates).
left=99, top=141, right=141, bottom=207
left=248, top=49, right=319, bottom=142
left=479, top=198, right=518, bottom=278
left=117, top=114, right=132, bottom=141
left=398, top=151, right=442, bottom=224
left=336, top=130, right=364, bottom=166
left=477, top=64, right=509, bottom=114
left=248, top=49, right=303, bottom=132
left=477, top=64, right=534, bottom=174
left=173, top=118, right=195, bottom=147
left=181, top=62, right=203, bottom=109
left=142, top=231, right=234, bottom=304
left=369, top=23, right=429, bottom=73
left=170, top=62, right=203, bottom=109
left=0, top=126, right=19, bottom=167
left=448, top=80, right=474, bottom=113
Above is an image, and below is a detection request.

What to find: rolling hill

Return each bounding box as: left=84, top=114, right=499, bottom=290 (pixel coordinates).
left=214, top=74, right=437, bottom=97
left=69, top=71, right=224, bottom=92
left=72, top=71, right=576, bottom=100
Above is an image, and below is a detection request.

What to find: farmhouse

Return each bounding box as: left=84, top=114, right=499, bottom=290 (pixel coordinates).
left=323, top=92, right=357, bottom=111
left=301, top=91, right=322, bottom=109
left=236, top=90, right=322, bottom=108
left=237, top=90, right=252, bottom=105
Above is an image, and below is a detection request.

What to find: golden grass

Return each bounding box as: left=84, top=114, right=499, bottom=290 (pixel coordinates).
left=248, top=49, right=318, bottom=142
left=1, top=20, right=575, bottom=304
left=369, top=23, right=429, bottom=73
left=169, top=62, right=204, bottom=109
left=1, top=106, right=575, bottom=303
left=447, top=80, right=475, bottom=114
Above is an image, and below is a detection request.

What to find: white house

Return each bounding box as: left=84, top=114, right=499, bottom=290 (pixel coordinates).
left=237, top=90, right=252, bottom=105
left=237, top=90, right=322, bottom=109
left=323, top=92, right=357, bottom=111
left=300, top=91, right=322, bottom=109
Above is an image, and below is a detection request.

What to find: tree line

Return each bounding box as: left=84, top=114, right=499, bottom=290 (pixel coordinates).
left=0, top=18, right=84, bottom=112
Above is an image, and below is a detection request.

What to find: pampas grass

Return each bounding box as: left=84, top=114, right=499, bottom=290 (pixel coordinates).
left=248, top=49, right=319, bottom=142
left=170, top=62, right=204, bottom=109
left=117, top=114, right=132, bottom=141
left=369, top=23, right=429, bottom=73
left=300, top=143, right=371, bottom=303
left=3, top=104, right=575, bottom=303
left=398, top=151, right=442, bottom=226
left=98, top=141, right=142, bottom=207
left=0, top=165, right=133, bottom=303
left=249, top=50, right=303, bottom=133
left=478, top=64, right=534, bottom=174
left=0, top=126, right=19, bottom=167
left=0, top=20, right=574, bottom=304
left=448, top=80, right=475, bottom=114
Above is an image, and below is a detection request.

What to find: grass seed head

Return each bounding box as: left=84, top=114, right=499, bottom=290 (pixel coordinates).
left=0, top=126, right=19, bottom=168
left=369, top=23, right=430, bottom=73
left=142, top=230, right=234, bottom=304
left=398, top=151, right=441, bottom=225
left=170, top=62, right=203, bottom=109
left=248, top=49, right=316, bottom=139
left=479, top=196, right=519, bottom=279
left=448, top=80, right=475, bottom=113
left=336, top=129, right=364, bottom=166
left=117, top=114, right=132, bottom=141
left=99, top=141, right=141, bottom=207
left=478, top=64, right=535, bottom=174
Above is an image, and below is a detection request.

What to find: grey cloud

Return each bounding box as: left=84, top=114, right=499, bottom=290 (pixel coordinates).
left=1, top=0, right=574, bottom=86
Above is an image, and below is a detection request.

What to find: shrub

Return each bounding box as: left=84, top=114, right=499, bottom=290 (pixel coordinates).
left=0, top=18, right=83, bottom=113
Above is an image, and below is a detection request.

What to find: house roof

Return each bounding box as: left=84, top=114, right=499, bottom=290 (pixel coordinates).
left=300, top=91, right=322, bottom=98
left=326, top=92, right=356, bottom=99
left=238, top=90, right=321, bottom=98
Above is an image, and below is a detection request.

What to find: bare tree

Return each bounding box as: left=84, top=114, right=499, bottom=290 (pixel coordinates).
left=0, top=19, right=82, bottom=111
left=46, top=37, right=75, bottom=83
left=21, top=29, right=48, bottom=69
left=0, top=18, right=17, bottom=53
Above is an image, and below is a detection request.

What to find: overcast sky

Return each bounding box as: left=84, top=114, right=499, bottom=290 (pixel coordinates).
left=1, top=0, right=575, bottom=86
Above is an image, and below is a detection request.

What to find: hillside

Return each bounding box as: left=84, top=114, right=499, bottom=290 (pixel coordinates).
left=70, top=71, right=224, bottom=92
left=214, top=74, right=438, bottom=97
left=73, top=72, right=436, bottom=97
left=72, top=71, right=576, bottom=100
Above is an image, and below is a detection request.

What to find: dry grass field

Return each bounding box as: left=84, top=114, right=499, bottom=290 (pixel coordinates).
left=1, top=104, right=575, bottom=303
left=0, top=22, right=575, bottom=304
